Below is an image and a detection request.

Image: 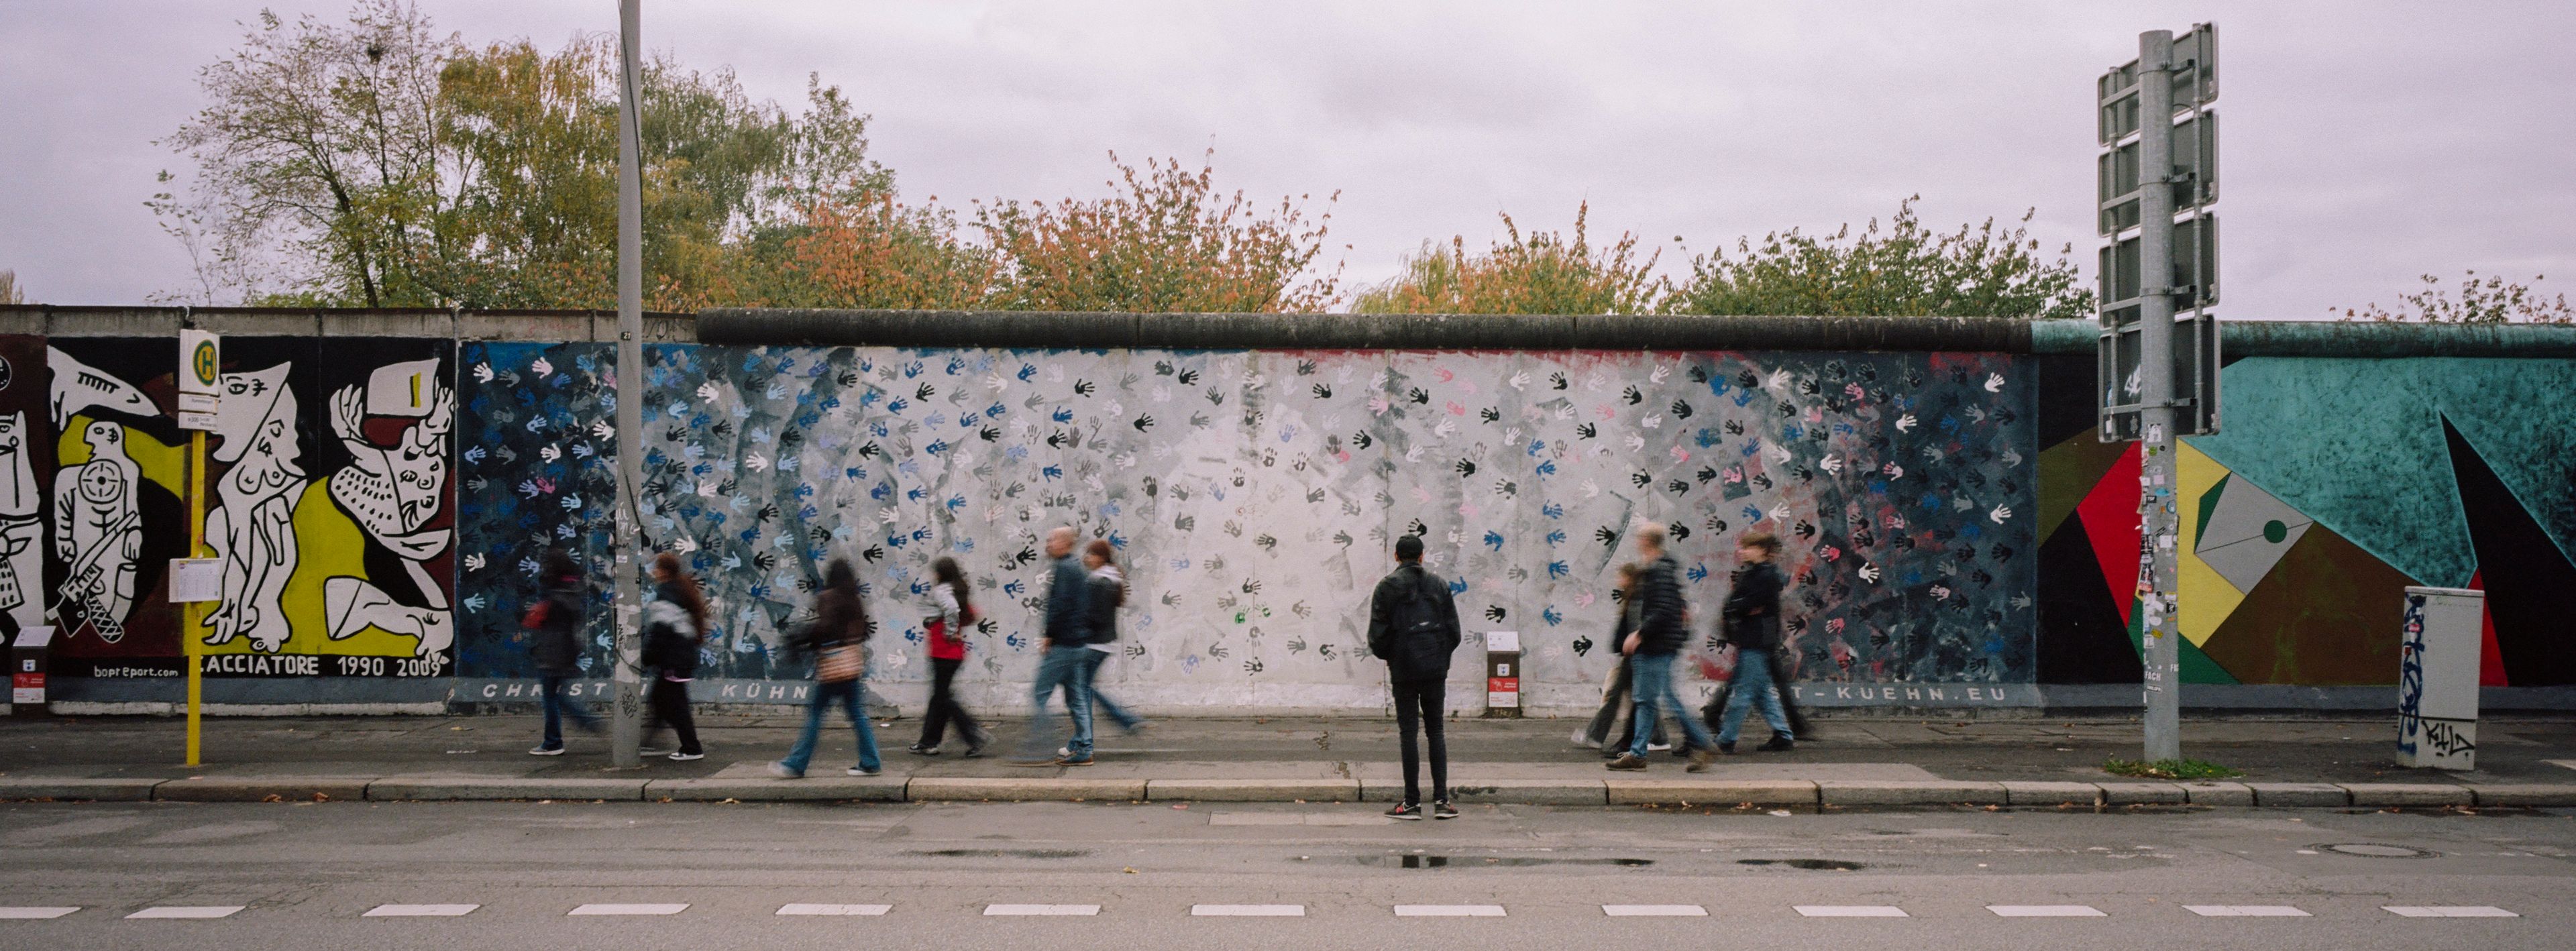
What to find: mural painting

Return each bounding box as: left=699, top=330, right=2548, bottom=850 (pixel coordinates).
left=40, top=337, right=457, bottom=679
left=581, top=345, right=2035, bottom=710
left=451, top=341, right=620, bottom=681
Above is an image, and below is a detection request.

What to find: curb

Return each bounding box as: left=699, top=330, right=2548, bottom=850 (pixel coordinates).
left=0, top=777, right=164, bottom=801
left=646, top=777, right=907, bottom=802
left=156, top=777, right=370, bottom=803
left=365, top=777, right=651, bottom=801
left=906, top=777, right=1147, bottom=802
left=1819, top=780, right=2006, bottom=807
left=1146, top=779, right=1360, bottom=803
left=1605, top=779, right=1817, bottom=807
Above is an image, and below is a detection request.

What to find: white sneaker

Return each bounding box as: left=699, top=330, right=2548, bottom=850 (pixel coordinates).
left=767, top=762, right=802, bottom=779
left=667, top=751, right=704, bottom=761
left=529, top=745, right=566, bottom=757
left=847, top=766, right=881, bottom=776
left=1057, top=746, right=1071, bottom=758
left=1647, top=742, right=1674, bottom=752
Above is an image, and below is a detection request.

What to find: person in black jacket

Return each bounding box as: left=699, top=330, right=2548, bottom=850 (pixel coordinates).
left=524, top=549, right=598, bottom=756
left=1576, top=562, right=1665, bottom=756
left=1011, top=526, right=1095, bottom=766
left=1078, top=539, right=1148, bottom=737
left=1367, top=534, right=1461, bottom=820
left=1715, top=531, right=1795, bottom=752
left=771, top=558, right=882, bottom=777
left=639, top=552, right=708, bottom=761
left=1608, top=522, right=1717, bottom=771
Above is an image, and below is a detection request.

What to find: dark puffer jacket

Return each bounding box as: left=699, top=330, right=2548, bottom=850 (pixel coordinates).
left=1632, top=554, right=1690, bottom=656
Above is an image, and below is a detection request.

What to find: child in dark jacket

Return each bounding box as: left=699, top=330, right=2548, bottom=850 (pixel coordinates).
left=1715, top=532, right=1794, bottom=752
left=524, top=549, right=598, bottom=755
left=639, top=552, right=708, bottom=761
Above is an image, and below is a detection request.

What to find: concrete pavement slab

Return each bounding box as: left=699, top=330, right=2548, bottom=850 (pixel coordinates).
left=1819, top=780, right=2006, bottom=806
left=647, top=763, right=906, bottom=802
left=1145, top=778, right=1361, bottom=802
left=2247, top=782, right=2351, bottom=807
left=2465, top=784, right=2576, bottom=807
left=2181, top=781, right=2255, bottom=806
left=154, top=775, right=372, bottom=802
left=1364, top=779, right=1609, bottom=805
left=2097, top=781, right=2189, bottom=805
left=2000, top=781, right=2102, bottom=806
left=1605, top=778, right=1815, bottom=806
left=2340, top=783, right=2473, bottom=807
left=367, top=775, right=649, bottom=801
left=906, top=776, right=1147, bottom=801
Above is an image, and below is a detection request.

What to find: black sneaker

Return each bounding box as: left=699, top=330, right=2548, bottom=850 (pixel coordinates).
left=1605, top=754, right=1648, bottom=771
left=1716, top=740, right=1738, bottom=754
left=1431, top=801, right=1459, bottom=820
left=1757, top=736, right=1796, bottom=752
left=1385, top=801, right=1424, bottom=820
left=908, top=743, right=941, bottom=757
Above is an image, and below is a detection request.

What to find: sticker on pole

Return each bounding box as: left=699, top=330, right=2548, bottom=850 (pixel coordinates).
left=169, top=558, right=222, bottom=604
left=178, top=330, right=221, bottom=431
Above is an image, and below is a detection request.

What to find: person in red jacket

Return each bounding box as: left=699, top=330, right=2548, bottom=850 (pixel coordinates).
left=910, top=556, right=986, bottom=757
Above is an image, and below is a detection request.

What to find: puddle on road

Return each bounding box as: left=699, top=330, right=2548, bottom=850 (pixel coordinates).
left=907, top=848, right=1091, bottom=859
left=1737, top=858, right=1865, bottom=871
left=1352, top=854, right=1654, bottom=869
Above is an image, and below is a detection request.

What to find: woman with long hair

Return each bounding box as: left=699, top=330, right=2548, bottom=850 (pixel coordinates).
left=911, top=556, right=985, bottom=757
left=1077, top=539, right=1148, bottom=738
left=771, top=557, right=881, bottom=777
left=640, top=551, right=708, bottom=761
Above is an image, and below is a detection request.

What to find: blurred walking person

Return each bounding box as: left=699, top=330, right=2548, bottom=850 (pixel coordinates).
left=1079, top=539, right=1148, bottom=738
left=1607, top=522, right=1716, bottom=772
left=1368, top=534, right=1461, bottom=820
left=1715, top=532, right=1795, bottom=753
left=1574, top=562, right=1665, bottom=757
left=771, top=558, right=883, bottom=777
left=911, top=556, right=986, bottom=757
left=639, top=552, right=708, bottom=761
left=1011, top=526, right=1095, bottom=767
left=524, top=549, right=599, bottom=755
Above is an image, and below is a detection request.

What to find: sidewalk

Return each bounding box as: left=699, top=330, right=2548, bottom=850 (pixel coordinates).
left=4, top=713, right=2572, bottom=809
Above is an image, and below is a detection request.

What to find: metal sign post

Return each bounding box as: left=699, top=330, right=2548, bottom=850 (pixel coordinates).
left=2098, top=25, right=2219, bottom=763
left=610, top=0, right=647, bottom=769
left=176, top=329, right=221, bottom=765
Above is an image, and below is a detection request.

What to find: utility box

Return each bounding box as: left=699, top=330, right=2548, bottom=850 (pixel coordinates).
left=1482, top=630, right=1520, bottom=718
left=2397, top=587, right=2482, bottom=770
left=10, top=625, right=53, bottom=714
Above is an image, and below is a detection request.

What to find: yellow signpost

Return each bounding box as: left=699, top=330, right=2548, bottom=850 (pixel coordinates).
left=176, top=330, right=221, bottom=767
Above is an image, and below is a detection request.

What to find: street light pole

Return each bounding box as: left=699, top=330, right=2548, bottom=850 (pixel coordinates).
left=610, top=0, right=645, bottom=769
left=2133, top=30, right=2184, bottom=763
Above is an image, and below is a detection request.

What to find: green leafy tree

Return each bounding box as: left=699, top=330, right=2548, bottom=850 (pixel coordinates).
left=1354, top=203, right=1662, bottom=315
left=1664, top=197, right=2093, bottom=320
left=971, top=151, right=1341, bottom=313
left=2336, top=270, right=2573, bottom=325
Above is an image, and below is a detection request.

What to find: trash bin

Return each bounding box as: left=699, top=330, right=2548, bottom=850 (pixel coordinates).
left=9, top=625, right=52, bottom=716
left=1483, top=630, right=1521, bottom=718
left=2397, top=586, right=2482, bottom=770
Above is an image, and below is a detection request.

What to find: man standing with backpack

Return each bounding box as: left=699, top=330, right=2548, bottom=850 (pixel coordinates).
left=1368, top=534, right=1461, bottom=820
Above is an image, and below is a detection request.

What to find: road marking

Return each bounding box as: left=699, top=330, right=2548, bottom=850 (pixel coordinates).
left=2185, top=905, right=2309, bottom=917
left=984, top=904, right=1099, bottom=916
left=1989, top=905, right=2107, bottom=917
left=125, top=906, right=245, bottom=919
left=1395, top=905, right=1506, bottom=917
left=2384, top=906, right=2518, bottom=917
left=364, top=904, right=478, bottom=917
left=1796, top=905, right=1908, bottom=917
left=777, top=903, right=892, bottom=916
left=2544, top=759, right=2576, bottom=771
left=1192, top=905, right=1305, bottom=916
left=569, top=904, right=688, bottom=916
left=0, top=907, right=79, bottom=919
left=1605, top=905, right=1707, bottom=917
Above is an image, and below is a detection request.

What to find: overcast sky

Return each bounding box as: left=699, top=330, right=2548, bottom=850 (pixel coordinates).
left=3, top=1, right=2571, bottom=317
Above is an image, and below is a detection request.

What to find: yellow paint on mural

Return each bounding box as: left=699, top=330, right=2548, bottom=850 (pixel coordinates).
left=189, top=482, right=417, bottom=658
left=56, top=414, right=185, bottom=496
left=2176, top=440, right=2243, bottom=648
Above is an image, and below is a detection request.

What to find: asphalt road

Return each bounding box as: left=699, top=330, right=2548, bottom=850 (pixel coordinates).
left=4, top=799, right=2571, bottom=950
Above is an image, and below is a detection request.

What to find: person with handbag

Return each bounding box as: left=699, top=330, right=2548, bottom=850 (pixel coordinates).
left=1367, top=534, right=1462, bottom=820
left=910, top=556, right=986, bottom=757
left=770, top=558, right=883, bottom=777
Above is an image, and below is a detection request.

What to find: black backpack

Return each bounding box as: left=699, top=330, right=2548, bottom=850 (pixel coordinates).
left=1389, top=571, right=1452, bottom=679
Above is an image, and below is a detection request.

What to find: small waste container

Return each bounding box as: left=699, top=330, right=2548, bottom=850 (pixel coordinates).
left=10, top=625, right=53, bottom=715
left=2397, top=587, right=2483, bottom=770
left=1483, top=630, right=1521, bottom=718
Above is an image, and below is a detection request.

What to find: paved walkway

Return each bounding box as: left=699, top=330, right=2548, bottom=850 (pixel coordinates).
left=4, top=713, right=2572, bottom=807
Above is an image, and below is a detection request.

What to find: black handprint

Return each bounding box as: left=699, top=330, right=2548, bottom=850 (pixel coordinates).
left=1670, top=400, right=1693, bottom=419
left=1484, top=605, right=1507, bottom=622
left=1576, top=423, right=1597, bottom=439
left=1312, top=384, right=1332, bottom=399
left=1408, top=387, right=1430, bottom=404
left=1073, top=380, right=1095, bottom=396
left=1596, top=525, right=1619, bottom=547
left=1133, top=415, right=1154, bottom=432
left=1178, top=369, right=1200, bottom=385
left=917, top=382, right=936, bottom=400
left=1623, top=386, right=1643, bottom=405
left=1456, top=458, right=1477, bottom=477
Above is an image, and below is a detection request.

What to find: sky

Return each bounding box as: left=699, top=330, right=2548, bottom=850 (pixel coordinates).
left=3, top=1, right=2571, bottom=317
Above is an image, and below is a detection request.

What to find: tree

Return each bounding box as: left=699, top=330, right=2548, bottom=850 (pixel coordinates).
left=972, top=152, right=1341, bottom=313
left=1664, top=197, right=2093, bottom=320
left=2335, top=270, right=2574, bottom=325
left=0, top=270, right=25, bottom=305
left=757, top=188, right=998, bottom=311
left=1353, top=203, right=1662, bottom=315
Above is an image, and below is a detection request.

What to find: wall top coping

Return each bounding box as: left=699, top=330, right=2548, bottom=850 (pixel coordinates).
left=7, top=306, right=2573, bottom=358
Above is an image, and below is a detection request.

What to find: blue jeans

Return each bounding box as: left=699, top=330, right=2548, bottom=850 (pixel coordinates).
left=779, top=679, right=881, bottom=775
left=1028, top=645, right=1094, bottom=759
left=539, top=675, right=597, bottom=750
left=1718, top=649, right=1794, bottom=744
left=1079, top=649, right=1142, bottom=730
left=1627, top=651, right=1714, bottom=758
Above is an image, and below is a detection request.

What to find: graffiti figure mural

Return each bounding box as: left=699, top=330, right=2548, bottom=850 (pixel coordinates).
left=56, top=419, right=144, bottom=642
left=320, top=360, right=455, bottom=657
left=202, top=363, right=303, bottom=652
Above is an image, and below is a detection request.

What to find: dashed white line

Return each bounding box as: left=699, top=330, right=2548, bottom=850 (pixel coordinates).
left=568, top=904, right=688, bottom=916
left=984, top=904, right=1099, bottom=916
left=2384, top=906, right=2518, bottom=918
left=364, top=904, right=478, bottom=917
left=1796, top=905, right=1909, bottom=917
left=777, top=903, right=891, bottom=916
left=125, top=906, right=245, bottom=919
left=1191, top=905, right=1305, bottom=917
left=1604, top=905, right=1707, bottom=917
left=1395, top=905, right=1506, bottom=917
left=2186, top=905, right=2309, bottom=917
left=1990, top=905, right=2107, bottom=917
left=0, top=907, right=80, bottom=920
